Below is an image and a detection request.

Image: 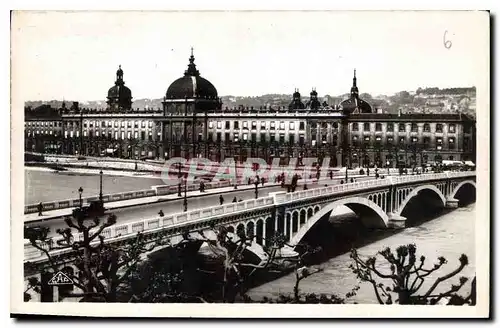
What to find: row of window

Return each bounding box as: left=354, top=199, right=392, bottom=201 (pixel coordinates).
left=208, top=121, right=339, bottom=131
left=62, top=130, right=160, bottom=140
left=25, top=120, right=465, bottom=135
left=209, top=121, right=305, bottom=131
left=206, top=132, right=337, bottom=144
left=25, top=121, right=61, bottom=127
left=353, top=135, right=456, bottom=144
left=26, top=130, right=58, bottom=136
left=352, top=122, right=456, bottom=133
left=25, top=120, right=156, bottom=129
left=82, top=120, right=155, bottom=128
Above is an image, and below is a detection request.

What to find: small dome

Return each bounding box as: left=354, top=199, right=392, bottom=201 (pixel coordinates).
left=289, top=88, right=305, bottom=110
left=106, top=65, right=132, bottom=110
left=107, top=84, right=132, bottom=101
left=340, top=69, right=372, bottom=114
left=340, top=97, right=372, bottom=114
left=165, top=49, right=218, bottom=100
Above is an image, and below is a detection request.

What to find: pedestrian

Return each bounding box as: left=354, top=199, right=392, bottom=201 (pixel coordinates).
left=219, top=195, right=224, bottom=205
left=329, top=171, right=333, bottom=180
left=261, top=177, right=265, bottom=186
left=37, top=202, right=43, bottom=216
left=350, top=178, right=354, bottom=183
left=232, top=197, right=237, bottom=203
left=158, top=210, right=164, bottom=217
left=248, top=177, right=251, bottom=185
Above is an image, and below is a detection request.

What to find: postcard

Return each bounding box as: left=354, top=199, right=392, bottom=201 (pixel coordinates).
left=10, top=10, right=490, bottom=318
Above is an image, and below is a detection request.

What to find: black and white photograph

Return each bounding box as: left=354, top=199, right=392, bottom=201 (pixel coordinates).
left=9, top=9, right=490, bottom=318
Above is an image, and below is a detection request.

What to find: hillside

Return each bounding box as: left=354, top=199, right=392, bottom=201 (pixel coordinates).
left=25, top=87, right=476, bottom=117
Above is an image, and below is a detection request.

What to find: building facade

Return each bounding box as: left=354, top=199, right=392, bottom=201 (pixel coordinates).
left=24, top=50, right=476, bottom=168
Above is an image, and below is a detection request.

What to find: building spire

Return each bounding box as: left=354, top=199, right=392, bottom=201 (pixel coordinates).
left=350, top=68, right=359, bottom=98
left=185, top=47, right=200, bottom=76
left=116, top=65, right=124, bottom=85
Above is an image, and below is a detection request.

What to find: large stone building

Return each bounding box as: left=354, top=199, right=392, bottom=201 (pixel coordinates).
left=24, top=50, right=476, bottom=168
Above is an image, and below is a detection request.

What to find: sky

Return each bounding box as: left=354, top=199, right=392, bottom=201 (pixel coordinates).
left=11, top=11, right=489, bottom=102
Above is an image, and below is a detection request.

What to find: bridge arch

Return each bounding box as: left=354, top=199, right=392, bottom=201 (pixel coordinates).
left=246, top=221, right=255, bottom=238
left=450, top=180, right=476, bottom=199
left=290, top=197, right=389, bottom=246
left=396, top=185, right=446, bottom=216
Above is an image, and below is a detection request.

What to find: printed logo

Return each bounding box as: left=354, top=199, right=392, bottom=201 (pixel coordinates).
left=48, top=271, right=73, bottom=286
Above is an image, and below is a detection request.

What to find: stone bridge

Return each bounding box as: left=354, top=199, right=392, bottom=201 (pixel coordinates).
left=23, top=171, right=476, bottom=301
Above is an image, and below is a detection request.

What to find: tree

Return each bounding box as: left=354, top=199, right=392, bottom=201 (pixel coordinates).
left=350, top=244, right=476, bottom=305
left=24, top=207, right=171, bottom=302
left=202, top=224, right=361, bottom=304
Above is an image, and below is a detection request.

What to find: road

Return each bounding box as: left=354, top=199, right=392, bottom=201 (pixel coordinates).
left=26, top=175, right=377, bottom=237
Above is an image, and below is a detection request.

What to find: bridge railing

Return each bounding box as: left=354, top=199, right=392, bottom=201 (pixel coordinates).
left=278, top=178, right=392, bottom=204
left=390, top=173, right=447, bottom=184
left=24, top=189, right=158, bottom=214
left=24, top=195, right=276, bottom=261
left=445, top=171, right=476, bottom=179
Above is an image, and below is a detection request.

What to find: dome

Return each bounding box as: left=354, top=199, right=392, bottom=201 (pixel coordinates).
left=106, top=65, right=132, bottom=110
left=340, top=97, right=372, bottom=114
left=306, top=88, right=321, bottom=110
left=165, top=50, right=218, bottom=100
left=289, top=88, right=305, bottom=110
left=340, top=69, right=373, bottom=114
left=166, top=76, right=218, bottom=100
left=107, top=84, right=132, bottom=101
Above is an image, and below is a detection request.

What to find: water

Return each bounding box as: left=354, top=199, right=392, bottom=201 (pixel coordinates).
left=247, top=203, right=476, bottom=303
left=25, top=169, right=164, bottom=204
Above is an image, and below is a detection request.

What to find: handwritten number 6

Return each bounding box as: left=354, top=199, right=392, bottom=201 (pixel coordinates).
left=443, top=30, right=452, bottom=49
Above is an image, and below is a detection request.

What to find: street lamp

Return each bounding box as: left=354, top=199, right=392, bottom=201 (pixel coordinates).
left=183, top=177, right=188, bottom=212
left=234, top=162, right=238, bottom=189
left=386, top=161, right=390, bottom=176
left=345, top=162, right=348, bottom=183
left=254, top=179, right=259, bottom=199
left=99, top=169, right=103, bottom=202
left=78, top=186, right=83, bottom=208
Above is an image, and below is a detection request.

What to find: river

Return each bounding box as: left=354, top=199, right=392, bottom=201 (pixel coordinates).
left=24, top=168, right=164, bottom=204
left=247, top=203, right=476, bottom=303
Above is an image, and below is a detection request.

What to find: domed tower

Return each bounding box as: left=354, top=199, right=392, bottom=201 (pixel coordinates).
left=340, top=69, right=372, bottom=114
left=163, top=48, right=222, bottom=113
left=106, top=65, right=133, bottom=111
left=289, top=89, right=305, bottom=110
left=162, top=48, right=221, bottom=161
left=306, top=88, right=321, bottom=110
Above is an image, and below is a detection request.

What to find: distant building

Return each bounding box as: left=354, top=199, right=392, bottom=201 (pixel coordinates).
left=24, top=50, right=477, bottom=167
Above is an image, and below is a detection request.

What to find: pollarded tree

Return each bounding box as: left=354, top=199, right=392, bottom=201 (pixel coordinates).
left=24, top=206, right=171, bottom=302
left=350, top=244, right=476, bottom=305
